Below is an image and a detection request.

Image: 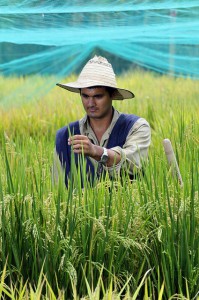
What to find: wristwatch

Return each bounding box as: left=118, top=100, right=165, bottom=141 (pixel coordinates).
left=99, top=147, right=109, bottom=164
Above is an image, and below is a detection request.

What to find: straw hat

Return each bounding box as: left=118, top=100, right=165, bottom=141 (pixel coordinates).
left=56, top=56, right=135, bottom=100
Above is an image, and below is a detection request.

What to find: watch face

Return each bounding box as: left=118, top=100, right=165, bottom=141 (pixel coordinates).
left=101, top=154, right=108, bottom=163
left=100, top=148, right=108, bottom=164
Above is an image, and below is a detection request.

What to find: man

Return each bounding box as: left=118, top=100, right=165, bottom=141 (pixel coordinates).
left=54, top=55, right=151, bottom=187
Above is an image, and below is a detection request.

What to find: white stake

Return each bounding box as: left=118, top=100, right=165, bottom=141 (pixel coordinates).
left=163, top=139, right=183, bottom=187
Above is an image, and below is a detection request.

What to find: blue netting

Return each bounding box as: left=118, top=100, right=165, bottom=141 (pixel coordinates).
left=0, top=0, right=199, bottom=107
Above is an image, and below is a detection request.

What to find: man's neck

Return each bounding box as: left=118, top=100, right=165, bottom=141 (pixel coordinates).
left=88, top=108, right=114, bottom=142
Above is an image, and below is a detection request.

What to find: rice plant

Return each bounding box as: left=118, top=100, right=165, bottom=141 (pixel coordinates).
left=0, top=72, right=199, bottom=299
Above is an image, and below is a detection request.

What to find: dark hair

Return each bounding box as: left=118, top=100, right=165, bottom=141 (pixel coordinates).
left=105, top=86, right=116, bottom=97
left=79, top=86, right=116, bottom=97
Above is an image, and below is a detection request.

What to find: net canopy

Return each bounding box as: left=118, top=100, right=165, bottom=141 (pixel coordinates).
left=0, top=0, right=199, bottom=107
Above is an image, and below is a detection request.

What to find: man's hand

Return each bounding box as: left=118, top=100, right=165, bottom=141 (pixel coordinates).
left=68, top=135, right=98, bottom=157
left=68, top=135, right=121, bottom=166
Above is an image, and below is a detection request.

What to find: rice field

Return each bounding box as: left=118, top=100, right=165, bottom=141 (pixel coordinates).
left=0, top=72, right=199, bottom=299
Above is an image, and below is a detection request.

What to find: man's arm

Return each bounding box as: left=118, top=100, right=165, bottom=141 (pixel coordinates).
left=68, top=117, right=151, bottom=176
left=108, top=118, right=151, bottom=175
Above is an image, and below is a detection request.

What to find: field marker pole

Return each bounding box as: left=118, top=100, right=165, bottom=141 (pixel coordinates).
left=163, top=138, right=183, bottom=187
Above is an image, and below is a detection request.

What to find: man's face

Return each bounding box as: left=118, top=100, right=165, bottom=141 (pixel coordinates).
left=80, top=87, right=113, bottom=119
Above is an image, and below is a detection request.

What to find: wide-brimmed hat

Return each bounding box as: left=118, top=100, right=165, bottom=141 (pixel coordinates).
left=56, top=56, right=135, bottom=100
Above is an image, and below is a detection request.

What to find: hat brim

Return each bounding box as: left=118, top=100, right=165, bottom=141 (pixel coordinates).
left=56, top=80, right=135, bottom=100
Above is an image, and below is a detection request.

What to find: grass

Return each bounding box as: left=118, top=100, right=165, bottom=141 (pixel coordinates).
left=0, top=71, right=199, bottom=299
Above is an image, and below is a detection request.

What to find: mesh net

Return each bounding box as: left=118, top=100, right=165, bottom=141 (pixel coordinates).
left=0, top=0, right=199, bottom=106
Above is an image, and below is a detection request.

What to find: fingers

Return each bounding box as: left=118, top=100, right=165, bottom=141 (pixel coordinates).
left=68, top=135, right=87, bottom=145
left=68, top=135, right=91, bottom=154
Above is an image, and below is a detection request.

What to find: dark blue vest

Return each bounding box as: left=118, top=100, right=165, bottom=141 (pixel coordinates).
left=55, top=113, right=140, bottom=187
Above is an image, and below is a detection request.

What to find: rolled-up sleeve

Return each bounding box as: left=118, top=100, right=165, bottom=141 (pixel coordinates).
left=105, top=118, right=151, bottom=176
